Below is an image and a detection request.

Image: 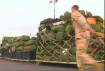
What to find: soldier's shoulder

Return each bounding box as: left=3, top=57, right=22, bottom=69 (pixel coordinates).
left=75, top=11, right=81, bottom=17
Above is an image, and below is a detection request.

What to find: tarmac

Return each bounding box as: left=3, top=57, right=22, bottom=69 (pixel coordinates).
left=0, top=59, right=104, bottom=71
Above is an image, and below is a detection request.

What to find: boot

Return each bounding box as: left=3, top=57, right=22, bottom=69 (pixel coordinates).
left=93, top=63, right=103, bottom=71
left=78, top=67, right=84, bottom=71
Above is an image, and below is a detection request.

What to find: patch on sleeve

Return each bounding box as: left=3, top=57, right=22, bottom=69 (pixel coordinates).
left=75, top=12, right=81, bottom=17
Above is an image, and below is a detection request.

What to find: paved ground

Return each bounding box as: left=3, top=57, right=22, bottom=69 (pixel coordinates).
left=0, top=59, right=104, bottom=71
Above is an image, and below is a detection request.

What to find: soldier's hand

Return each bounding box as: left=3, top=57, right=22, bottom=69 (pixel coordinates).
left=91, top=30, right=96, bottom=34
left=88, top=28, right=96, bottom=34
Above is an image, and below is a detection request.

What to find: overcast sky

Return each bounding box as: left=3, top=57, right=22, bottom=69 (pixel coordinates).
left=0, top=0, right=104, bottom=40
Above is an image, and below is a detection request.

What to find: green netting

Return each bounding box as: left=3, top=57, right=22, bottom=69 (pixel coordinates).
left=25, top=40, right=36, bottom=46
left=51, top=24, right=66, bottom=33
left=38, top=24, right=46, bottom=31
left=86, top=11, right=92, bottom=17
left=56, top=32, right=65, bottom=41
left=16, top=46, right=24, bottom=51
left=24, top=45, right=36, bottom=51
left=16, top=35, right=30, bottom=41
left=79, top=10, right=85, bottom=16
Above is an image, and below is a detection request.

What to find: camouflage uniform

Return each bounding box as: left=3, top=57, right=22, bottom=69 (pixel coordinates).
left=71, top=11, right=97, bottom=69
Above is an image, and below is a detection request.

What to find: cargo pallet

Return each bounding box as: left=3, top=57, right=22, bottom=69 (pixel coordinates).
left=0, top=56, right=104, bottom=65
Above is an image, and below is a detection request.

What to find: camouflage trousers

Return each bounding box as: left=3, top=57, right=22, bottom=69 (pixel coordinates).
left=76, top=38, right=97, bottom=68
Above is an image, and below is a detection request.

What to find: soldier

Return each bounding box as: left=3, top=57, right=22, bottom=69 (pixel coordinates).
left=71, top=5, right=103, bottom=71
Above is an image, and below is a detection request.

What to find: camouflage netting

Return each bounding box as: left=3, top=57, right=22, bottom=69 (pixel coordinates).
left=36, top=10, right=105, bottom=62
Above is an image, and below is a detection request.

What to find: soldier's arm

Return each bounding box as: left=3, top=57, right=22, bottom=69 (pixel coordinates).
left=86, top=25, right=96, bottom=34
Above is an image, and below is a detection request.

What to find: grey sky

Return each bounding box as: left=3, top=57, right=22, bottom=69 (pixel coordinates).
left=0, top=0, right=104, bottom=40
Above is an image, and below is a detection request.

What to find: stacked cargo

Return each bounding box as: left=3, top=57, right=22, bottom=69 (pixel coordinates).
left=1, top=35, right=37, bottom=60
left=36, top=10, right=105, bottom=62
